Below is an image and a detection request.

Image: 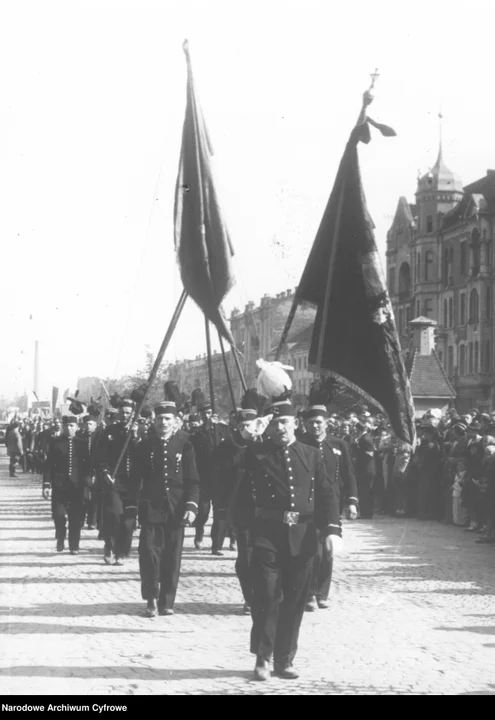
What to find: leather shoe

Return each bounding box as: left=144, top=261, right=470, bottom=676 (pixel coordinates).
left=194, top=540, right=203, bottom=550
left=158, top=608, right=174, bottom=616
left=212, top=550, right=224, bottom=556
left=305, top=596, right=318, bottom=612
left=273, top=662, right=299, bottom=679
left=317, top=599, right=330, bottom=609
left=114, top=557, right=124, bottom=566
left=56, top=540, right=65, bottom=553
left=70, top=549, right=79, bottom=555
left=254, top=657, right=270, bottom=682
left=146, top=600, right=157, bottom=618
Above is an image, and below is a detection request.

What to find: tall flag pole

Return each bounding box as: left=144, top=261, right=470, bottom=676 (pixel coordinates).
left=277, top=71, right=416, bottom=446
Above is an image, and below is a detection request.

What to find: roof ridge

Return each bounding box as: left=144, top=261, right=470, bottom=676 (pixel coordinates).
left=432, top=347, right=457, bottom=396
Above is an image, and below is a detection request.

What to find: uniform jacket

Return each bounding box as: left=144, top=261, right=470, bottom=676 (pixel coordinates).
left=356, top=432, right=376, bottom=477
left=215, top=431, right=255, bottom=526
left=97, top=423, right=140, bottom=492
left=241, top=439, right=341, bottom=557
left=134, top=429, right=200, bottom=524
left=303, top=433, right=359, bottom=511
left=43, top=435, right=90, bottom=490
left=7, top=428, right=23, bottom=456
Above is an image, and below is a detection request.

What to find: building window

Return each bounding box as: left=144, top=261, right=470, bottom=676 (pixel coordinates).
left=388, top=267, right=395, bottom=294
left=485, top=342, right=490, bottom=373
left=426, top=215, right=433, bottom=233
left=424, top=299, right=433, bottom=317
left=416, top=300, right=420, bottom=317
left=405, top=306, right=411, bottom=324
left=448, top=298, right=453, bottom=328
left=443, top=299, right=448, bottom=326
left=442, top=249, right=449, bottom=285
left=474, top=342, right=479, bottom=373
left=459, top=345, right=466, bottom=375
left=460, top=293, right=466, bottom=325
left=469, top=288, right=479, bottom=324
left=469, top=342, right=473, bottom=373
left=424, top=251, right=434, bottom=281
left=416, top=253, right=421, bottom=282
left=486, top=286, right=492, bottom=320
left=460, top=242, right=467, bottom=275
left=448, top=346, right=454, bottom=376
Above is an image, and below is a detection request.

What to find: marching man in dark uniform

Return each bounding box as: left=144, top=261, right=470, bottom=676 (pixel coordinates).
left=355, top=420, right=376, bottom=518
left=302, top=396, right=358, bottom=611
left=42, top=414, right=90, bottom=554
left=134, top=400, right=200, bottom=618
left=216, top=389, right=268, bottom=614
left=82, top=408, right=104, bottom=530
left=237, top=396, right=342, bottom=681
left=98, top=399, right=140, bottom=566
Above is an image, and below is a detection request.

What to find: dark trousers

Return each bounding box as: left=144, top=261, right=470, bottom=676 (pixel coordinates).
left=102, top=489, right=135, bottom=558
left=8, top=454, right=20, bottom=477
left=193, top=499, right=211, bottom=541
left=85, top=490, right=98, bottom=528
left=358, top=473, right=374, bottom=518
left=51, top=484, right=84, bottom=551
left=309, top=538, right=333, bottom=601
left=139, top=519, right=185, bottom=610
left=235, top=526, right=252, bottom=605
left=250, top=546, right=313, bottom=665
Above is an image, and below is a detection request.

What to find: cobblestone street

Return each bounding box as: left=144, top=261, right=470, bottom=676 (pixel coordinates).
left=1, top=447, right=494, bottom=696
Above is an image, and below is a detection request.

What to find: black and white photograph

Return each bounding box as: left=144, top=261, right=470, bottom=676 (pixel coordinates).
left=1, top=0, right=495, bottom=699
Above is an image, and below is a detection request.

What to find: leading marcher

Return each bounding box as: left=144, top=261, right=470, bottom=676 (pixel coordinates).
left=237, top=396, right=342, bottom=681
left=134, top=401, right=200, bottom=618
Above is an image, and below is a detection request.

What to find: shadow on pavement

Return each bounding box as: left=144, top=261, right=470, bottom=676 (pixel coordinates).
left=0, top=622, right=178, bottom=634
left=0, top=601, right=244, bottom=616
left=434, top=626, right=495, bottom=636
left=0, top=577, right=136, bottom=584
left=0, top=666, right=253, bottom=681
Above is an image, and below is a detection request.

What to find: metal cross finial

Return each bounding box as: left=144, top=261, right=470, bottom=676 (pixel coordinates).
left=370, top=68, right=380, bottom=89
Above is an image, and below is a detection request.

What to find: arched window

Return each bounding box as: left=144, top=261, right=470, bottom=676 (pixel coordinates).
left=460, top=293, right=466, bottom=324
left=443, top=299, right=448, bottom=326
left=469, top=342, right=474, bottom=374
left=424, top=251, right=434, bottom=281
left=398, top=262, right=412, bottom=299
left=416, top=253, right=421, bottom=283
left=459, top=345, right=466, bottom=375
left=474, top=342, right=479, bottom=373
left=469, top=288, right=479, bottom=324
left=448, top=298, right=453, bottom=327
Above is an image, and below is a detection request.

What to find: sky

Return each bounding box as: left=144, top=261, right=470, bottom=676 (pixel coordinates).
left=1, top=0, right=494, bottom=402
